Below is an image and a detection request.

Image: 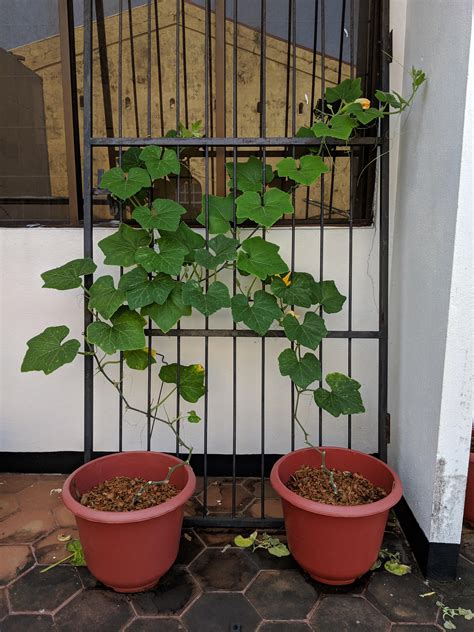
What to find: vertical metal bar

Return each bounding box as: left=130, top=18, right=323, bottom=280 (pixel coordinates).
left=59, top=0, right=82, bottom=226
left=348, top=0, right=355, bottom=449
left=284, top=0, right=291, bottom=138
left=127, top=0, right=140, bottom=136
left=305, top=0, right=318, bottom=219
left=318, top=0, right=326, bottom=446
left=378, top=0, right=390, bottom=462
left=259, top=0, right=266, bottom=519
left=83, top=0, right=94, bottom=463
left=175, top=0, right=182, bottom=455
left=95, top=0, right=115, bottom=167
left=231, top=0, right=238, bottom=518
left=146, top=0, right=153, bottom=450
left=118, top=0, right=124, bottom=452
left=153, top=0, right=165, bottom=136
left=181, top=0, right=189, bottom=129
left=290, top=0, right=296, bottom=451
left=215, top=0, right=226, bottom=196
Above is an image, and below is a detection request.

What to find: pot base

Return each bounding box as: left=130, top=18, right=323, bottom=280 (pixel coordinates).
left=109, top=578, right=160, bottom=593
left=308, top=572, right=357, bottom=586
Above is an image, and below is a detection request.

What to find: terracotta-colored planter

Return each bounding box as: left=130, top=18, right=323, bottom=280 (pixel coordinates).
left=270, top=447, right=403, bottom=585
left=463, top=453, right=474, bottom=527
left=62, top=451, right=196, bottom=593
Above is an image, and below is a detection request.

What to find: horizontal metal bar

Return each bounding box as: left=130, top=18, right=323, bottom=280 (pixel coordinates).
left=184, top=516, right=284, bottom=529
left=146, top=328, right=380, bottom=339
left=90, top=136, right=381, bottom=147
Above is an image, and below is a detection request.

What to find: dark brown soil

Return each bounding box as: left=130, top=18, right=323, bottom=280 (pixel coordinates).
left=80, top=476, right=179, bottom=512
left=286, top=465, right=387, bottom=506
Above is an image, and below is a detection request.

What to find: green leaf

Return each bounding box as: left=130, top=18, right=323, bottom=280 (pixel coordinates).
left=384, top=560, right=411, bottom=576
left=66, top=539, right=86, bottom=566
left=132, top=199, right=186, bottom=232
left=135, top=236, right=187, bottom=275
left=231, top=291, right=282, bottom=336
left=226, top=156, right=274, bottom=192
left=118, top=267, right=175, bottom=309
left=187, top=410, right=201, bottom=423
left=139, top=146, right=180, bottom=180
left=100, top=167, right=151, bottom=200
left=159, top=363, right=205, bottom=403
left=276, top=155, right=329, bottom=186
left=197, top=194, right=234, bottom=235
left=182, top=280, right=231, bottom=316
left=282, top=312, right=328, bottom=350
left=161, top=222, right=206, bottom=263
left=313, top=373, right=365, bottom=417
left=268, top=543, right=291, bottom=557
left=86, top=307, right=146, bottom=354
left=98, top=224, right=150, bottom=267
left=88, top=276, right=126, bottom=319
left=121, top=147, right=144, bottom=172
left=278, top=348, right=321, bottom=389
left=312, top=114, right=358, bottom=141
left=344, top=102, right=384, bottom=124
left=123, top=348, right=156, bottom=370
left=325, top=78, right=362, bottom=103
left=311, top=280, right=346, bottom=313
left=41, top=258, right=96, bottom=290
left=194, top=235, right=239, bottom=269
left=237, top=237, right=288, bottom=280
left=443, top=620, right=456, bottom=630
left=375, top=89, right=402, bottom=109
left=142, top=284, right=191, bottom=333
left=234, top=532, right=258, bottom=548
left=271, top=272, right=314, bottom=308
left=236, top=188, right=293, bottom=228
left=21, top=326, right=81, bottom=375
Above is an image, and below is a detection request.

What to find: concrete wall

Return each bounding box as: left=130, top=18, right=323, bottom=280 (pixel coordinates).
left=388, top=0, right=473, bottom=544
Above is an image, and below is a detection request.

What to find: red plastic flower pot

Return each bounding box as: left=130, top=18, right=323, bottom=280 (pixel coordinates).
left=61, top=451, right=196, bottom=593
left=270, top=447, right=403, bottom=585
left=463, top=453, right=474, bottom=527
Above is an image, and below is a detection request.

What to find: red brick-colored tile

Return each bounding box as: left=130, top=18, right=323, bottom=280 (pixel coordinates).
left=198, top=482, right=253, bottom=513
left=184, top=497, right=204, bottom=517
left=0, top=495, right=19, bottom=520
left=0, top=510, right=55, bottom=544
left=33, top=528, right=80, bottom=565
left=52, top=504, right=76, bottom=528
left=245, top=498, right=283, bottom=519
left=16, top=479, right=66, bottom=510
left=0, top=546, right=34, bottom=585
left=0, top=475, right=39, bottom=495
left=243, top=477, right=279, bottom=500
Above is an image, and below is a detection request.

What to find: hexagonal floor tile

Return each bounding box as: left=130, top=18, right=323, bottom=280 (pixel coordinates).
left=16, top=479, right=66, bottom=510
left=189, top=547, right=258, bottom=591
left=196, top=529, right=236, bottom=547
left=52, top=505, right=76, bottom=529
left=126, top=618, right=187, bottom=631
left=0, top=614, right=56, bottom=631
left=310, top=595, right=390, bottom=632
left=0, top=475, right=39, bottom=494
left=310, top=572, right=370, bottom=596
left=243, top=478, right=279, bottom=500
left=33, top=528, right=80, bottom=565
left=244, top=535, right=298, bottom=571
left=54, top=590, right=133, bottom=631
left=130, top=566, right=199, bottom=616
left=0, top=587, right=9, bottom=619
left=183, top=593, right=261, bottom=632
left=0, top=509, right=55, bottom=544
left=184, top=497, right=204, bottom=517
left=9, top=565, right=81, bottom=612
left=437, top=595, right=474, bottom=632
left=366, top=572, right=438, bottom=623
left=260, top=623, right=311, bottom=631
left=0, top=494, right=19, bottom=520
left=199, top=481, right=253, bottom=513
left=245, top=498, right=284, bottom=519
left=429, top=556, right=474, bottom=599
left=392, top=626, right=440, bottom=632
left=0, top=545, right=34, bottom=585
left=246, top=570, right=318, bottom=620
left=175, top=530, right=205, bottom=566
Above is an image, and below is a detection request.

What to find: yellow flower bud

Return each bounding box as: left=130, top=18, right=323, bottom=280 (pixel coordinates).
left=354, top=98, right=371, bottom=110
left=287, top=310, right=300, bottom=319
left=281, top=272, right=292, bottom=287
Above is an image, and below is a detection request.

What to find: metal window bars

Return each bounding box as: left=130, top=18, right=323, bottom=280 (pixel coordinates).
left=82, top=0, right=390, bottom=529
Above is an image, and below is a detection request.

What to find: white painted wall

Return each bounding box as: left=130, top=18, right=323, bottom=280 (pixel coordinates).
left=389, top=0, right=473, bottom=543
left=0, top=225, right=380, bottom=456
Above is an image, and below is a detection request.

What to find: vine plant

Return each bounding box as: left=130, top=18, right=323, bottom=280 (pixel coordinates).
left=21, top=69, right=425, bottom=491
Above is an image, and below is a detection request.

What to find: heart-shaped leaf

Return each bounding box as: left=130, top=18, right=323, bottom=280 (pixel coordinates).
left=271, top=272, right=314, bottom=308
left=234, top=532, right=258, bottom=548
left=282, top=312, right=327, bottom=350
left=187, top=410, right=201, bottom=423
left=268, top=543, right=291, bottom=557
left=87, top=307, right=146, bottom=354
left=226, top=156, right=274, bottom=192
left=237, top=237, right=288, bottom=280
left=88, top=275, right=126, bottom=319
left=313, top=372, right=365, bottom=417
left=182, top=280, right=231, bottom=316
left=41, top=258, right=96, bottom=290
left=123, top=348, right=156, bottom=370
left=120, top=147, right=144, bottom=172
left=159, top=363, right=205, bottom=402
left=384, top=560, right=411, bottom=576
left=312, top=115, right=358, bottom=141
left=311, top=280, right=346, bottom=313
left=161, top=222, right=206, bottom=263
left=22, top=326, right=81, bottom=375
left=139, top=146, right=180, bottom=180
left=276, top=155, right=329, bottom=186
left=118, top=267, right=175, bottom=309
left=98, top=224, right=150, bottom=267
left=325, top=78, right=362, bottom=103
left=100, top=167, right=151, bottom=200
left=194, top=235, right=239, bottom=269
left=344, top=102, right=384, bottom=125
left=142, top=283, right=191, bottom=333
left=236, top=188, right=293, bottom=228
left=231, top=291, right=282, bottom=336
left=135, top=236, right=187, bottom=275
left=197, top=195, right=234, bottom=234
left=132, top=199, right=186, bottom=232
left=278, top=348, right=321, bottom=389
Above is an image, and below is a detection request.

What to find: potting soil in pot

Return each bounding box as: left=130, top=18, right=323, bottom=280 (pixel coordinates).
left=286, top=465, right=387, bottom=506
left=79, top=476, right=179, bottom=511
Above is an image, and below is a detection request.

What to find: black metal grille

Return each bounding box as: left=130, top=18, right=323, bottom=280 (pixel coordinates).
left=82, top=0, right=390, bottom=528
